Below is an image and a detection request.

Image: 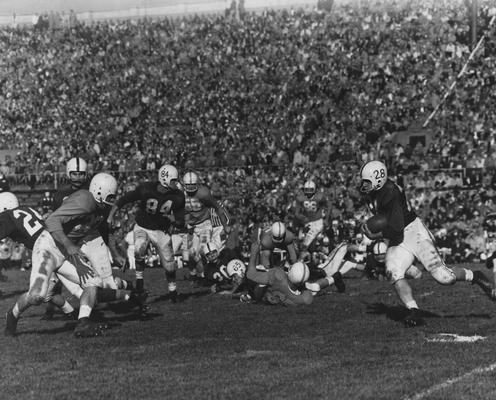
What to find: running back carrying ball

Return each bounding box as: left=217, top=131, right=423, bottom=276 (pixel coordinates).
left=363, top=214, right=387, bottom=239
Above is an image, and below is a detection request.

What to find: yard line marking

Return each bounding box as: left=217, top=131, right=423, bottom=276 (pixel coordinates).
left=403, top=362, right=496, bottom=400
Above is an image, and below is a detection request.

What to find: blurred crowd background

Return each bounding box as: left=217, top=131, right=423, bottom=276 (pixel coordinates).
left=1, top=0, right=496, bottom=264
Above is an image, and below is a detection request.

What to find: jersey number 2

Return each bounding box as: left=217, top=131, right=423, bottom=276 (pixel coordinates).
left=13, top=209, right=44, bottom=236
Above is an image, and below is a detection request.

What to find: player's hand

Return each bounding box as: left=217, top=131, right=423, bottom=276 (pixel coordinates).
left=113, top=254, right=127, bottom=270
left=224, top=225, right=231, bottom=235
left=360, top=222, right=382, bottom=240
left=68, top=253, right=95, bottom=285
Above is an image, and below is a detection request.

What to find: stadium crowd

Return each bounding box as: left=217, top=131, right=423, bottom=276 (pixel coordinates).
left=1, top=0, right=496, bottom=264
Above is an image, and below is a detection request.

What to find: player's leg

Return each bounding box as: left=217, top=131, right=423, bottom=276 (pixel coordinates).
left=385, top=245, right=421, bottom=326
left=40, top=273, right=62, bottom=320
left=81, top=237, right=117, bottom=289
left=6, top=232, right=61, bottom=336
left=411, top=220, right=487, bottom=291
left=133, top=225, right=150, bottom=293
left=305, top=242, right=347, bottom=294
left=154, top=230, right=178, bottom=302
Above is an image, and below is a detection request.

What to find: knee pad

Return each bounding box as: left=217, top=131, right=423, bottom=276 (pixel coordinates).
left=385, top=258, right=405, bottom=283
left=431, top=265, right=456, bottom=285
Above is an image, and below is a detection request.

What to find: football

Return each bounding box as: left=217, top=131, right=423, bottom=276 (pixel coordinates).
left=365, top=214, right=388, bottom=234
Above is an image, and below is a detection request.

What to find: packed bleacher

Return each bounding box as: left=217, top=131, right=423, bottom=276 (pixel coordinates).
left=1, top=0, right=496, bottom=263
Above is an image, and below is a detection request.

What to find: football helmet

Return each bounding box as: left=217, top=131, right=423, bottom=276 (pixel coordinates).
left=372, top=240, right=388, bottom=263
left=288, top=261, right=310, bottom=285
left=66, top=157, right=87, bottom=188
left=359, top=160, right=387, bottom=193
left=183, top=171, right=199, bottom=193
left=226, top=259, right=246, bottom=278
left=271, top=221, right=286, bottom=243
left=0, top=192, right=19, bottom=211
left=158, top=164, right=179, bottom=189
left=303, top=180, right=316, bottom=197
left=89, top=173, right=117, bottom=206
left=201, top=242, right=219, bottom=263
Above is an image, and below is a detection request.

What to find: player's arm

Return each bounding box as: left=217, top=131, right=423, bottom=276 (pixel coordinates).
left=286, top=233, right=298, bottom=264
left=107, top=189, right=143, bottom=227
left=172, top=194, right=186, bottom=231
left=246, top=242, right=270, bottom=285
left=201, top=189, right=230, bottom=233
left=45, top=202, right=90, bottom=258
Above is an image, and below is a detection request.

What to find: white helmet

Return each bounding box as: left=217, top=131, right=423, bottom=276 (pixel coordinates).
left=359, top=160, right=387, bottom=193
left=303, top=180, right=316, bottom=196
left=271, top=221, right=286, bottom=243
left=183, top=171, right=199, bottom=193
left=158, top=164, right=179, bottom=189
left=288, top=261, right=310, bottom=285
left=66, top=157, right=87, bottom=188
left=372, top=240, right=388, bottom=263
left=201, top=241, right=219, bottom=263
left=226, top=259, right=246, bottom=278
left=0, top=192, right=19, bottom=211
left=89, top=173, right=117, bottom=205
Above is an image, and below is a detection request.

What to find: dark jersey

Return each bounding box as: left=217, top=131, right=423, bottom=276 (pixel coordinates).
left=0, top=207, right=45, bottom=250
left=364, top=179, right=417, bottom=246
left=52, top=182, right=89, bottom=210
left=115, top=182, right=185, bottom=231
left=203, top=247, right=238, bottom=284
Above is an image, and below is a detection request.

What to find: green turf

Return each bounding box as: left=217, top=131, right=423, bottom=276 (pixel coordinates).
left=2, top=266, right=496, bottom=400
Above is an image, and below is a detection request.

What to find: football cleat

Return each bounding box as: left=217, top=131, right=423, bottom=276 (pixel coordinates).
left=5, top=309, right=18, bottom=337
left=73, top=317, right=106, bottom=338
left=62, top=310, right=79, bottom=321
left=332, top=272, right=346, bottom=293
left=168, top=290, right=178, bottom=304
left=403, top=308, right=424, bottom=328
left=472, top=271, right=493, bottom=298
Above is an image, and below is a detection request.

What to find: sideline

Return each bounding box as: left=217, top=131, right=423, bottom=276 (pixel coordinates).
left=402, top=362, right=496, bottom=400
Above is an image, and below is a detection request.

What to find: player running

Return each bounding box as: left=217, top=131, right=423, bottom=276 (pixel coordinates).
left=181, top=171, right=230, bottom=279
left=107, top=164, right=185, bottom=306
left=4, top=176, right=145, bottom=338
left=358, top=160, right=491, bottom=327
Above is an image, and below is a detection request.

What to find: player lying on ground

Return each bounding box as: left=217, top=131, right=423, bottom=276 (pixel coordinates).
left=245, top=242, right=313, bottom=306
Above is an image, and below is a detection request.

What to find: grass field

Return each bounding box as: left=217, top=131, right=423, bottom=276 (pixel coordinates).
left=2, top=265, right=496, bottom=400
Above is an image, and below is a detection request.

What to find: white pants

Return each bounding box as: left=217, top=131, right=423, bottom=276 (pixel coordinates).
left=303, top=218, right=324, bottom=248
left=29, top=231, right=101, bottom=303
left=386, top=218, right=455, bottom=284
left=134, top=223, right=175, bottom=271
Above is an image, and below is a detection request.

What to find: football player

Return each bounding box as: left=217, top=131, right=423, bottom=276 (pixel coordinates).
left=107, top=164, right=185, bottom=306
left=4, top=181, right=146, bottom=338
left=245, top=242, right=313, bottom=306
left=198, top=242, right=245, bottom=294
left=294, top=180, right=329, bottom=254
left=358, top=160, right=491, bottom=327
left=181, top=171, right=230, bottom=279
left=257, top=222, right=298, bottom=269
left=43, top=157, right=130, bottom=321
